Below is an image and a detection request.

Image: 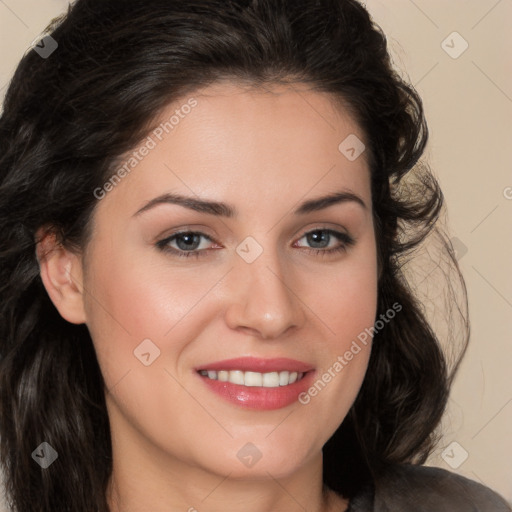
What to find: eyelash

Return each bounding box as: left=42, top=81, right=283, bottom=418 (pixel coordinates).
left=155, top=228, right=356, bottom=259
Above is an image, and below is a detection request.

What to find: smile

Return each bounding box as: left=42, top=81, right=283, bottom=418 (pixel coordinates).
left=198, top=369, right=306, bottom=387
left=195, top=356, right=315, bottom=410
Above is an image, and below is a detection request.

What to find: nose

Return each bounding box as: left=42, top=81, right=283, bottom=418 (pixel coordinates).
left=223, top=242, right=306, bottom=340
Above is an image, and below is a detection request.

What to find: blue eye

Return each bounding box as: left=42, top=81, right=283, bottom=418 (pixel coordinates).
left=156, top=228, right=355, bottom=259
left=156, top=231, right=212, bottom=258
left=295, top=229, right=355, bottom=257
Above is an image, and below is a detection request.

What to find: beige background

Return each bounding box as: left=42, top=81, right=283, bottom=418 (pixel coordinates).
left=1, top=0, right=511, bottom=507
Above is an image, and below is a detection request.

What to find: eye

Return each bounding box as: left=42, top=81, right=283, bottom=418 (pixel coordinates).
left=156, top=228, right=355, bottom=259
left=294, top=229, right=355, bottom=257
left=156, top=231, right=215, bottom=258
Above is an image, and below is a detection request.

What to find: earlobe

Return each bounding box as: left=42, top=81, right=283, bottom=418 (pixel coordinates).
left=35, top=227, right=87, bottom=325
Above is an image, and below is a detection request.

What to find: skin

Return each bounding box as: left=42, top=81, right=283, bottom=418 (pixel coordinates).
left=37, top=81, right=378, bottom=512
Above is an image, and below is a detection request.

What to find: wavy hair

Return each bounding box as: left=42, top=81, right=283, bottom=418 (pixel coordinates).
left=0, top=0, right=468, bottom=510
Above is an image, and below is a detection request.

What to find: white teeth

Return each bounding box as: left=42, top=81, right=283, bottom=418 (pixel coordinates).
left=229, top=370, right=245, bottom=385
left=262, top=372, right=280, bottom=387
left=244, top=371, right=262, bottom=387
left=199, top=369, right=306, bottom=387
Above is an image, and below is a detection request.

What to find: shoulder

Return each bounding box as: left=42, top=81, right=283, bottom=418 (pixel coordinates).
left=349, top=463, right=511, bottom=512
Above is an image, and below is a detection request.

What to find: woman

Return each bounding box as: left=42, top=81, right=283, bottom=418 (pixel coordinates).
left=0, top=0, right=509, bottom=511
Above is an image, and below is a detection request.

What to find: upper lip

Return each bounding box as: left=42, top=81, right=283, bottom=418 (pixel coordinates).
left=195, top=357, right=314, bottom=373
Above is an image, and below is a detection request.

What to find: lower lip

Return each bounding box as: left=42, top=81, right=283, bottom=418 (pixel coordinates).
left=198, top=372, right=315, bottom=410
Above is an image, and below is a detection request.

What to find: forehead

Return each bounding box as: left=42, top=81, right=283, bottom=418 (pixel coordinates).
left=94, top=81, right=371, bottom=222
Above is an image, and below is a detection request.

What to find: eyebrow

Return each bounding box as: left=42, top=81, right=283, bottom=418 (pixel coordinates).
left=133, top=190, right=367, bottom=218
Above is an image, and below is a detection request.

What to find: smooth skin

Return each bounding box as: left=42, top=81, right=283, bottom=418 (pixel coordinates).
left=36, top=81, right=378, bottom=512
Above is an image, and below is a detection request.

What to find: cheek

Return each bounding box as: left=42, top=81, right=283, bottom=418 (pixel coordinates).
left=303, top=233, right=378, bottom=346
left=299, top=236, right=378, bottom=409
left=82, top=239, right=243, bottom=401
left=81, top=245, right=195, bottom=386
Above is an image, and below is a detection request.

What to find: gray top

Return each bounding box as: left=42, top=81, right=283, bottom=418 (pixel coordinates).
left=347, top=464, right=511, bottom=511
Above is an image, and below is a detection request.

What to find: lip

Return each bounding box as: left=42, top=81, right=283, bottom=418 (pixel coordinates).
left=195, top=356, right=314, bottom=373
left=195, top=357, right=315, bottom=410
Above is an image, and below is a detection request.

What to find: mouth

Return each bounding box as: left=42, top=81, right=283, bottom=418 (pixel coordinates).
left=195, top=357, right=315, bottom=410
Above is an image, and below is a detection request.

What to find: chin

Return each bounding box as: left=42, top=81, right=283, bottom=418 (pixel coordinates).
left=190, top=430, right=321, bottom=481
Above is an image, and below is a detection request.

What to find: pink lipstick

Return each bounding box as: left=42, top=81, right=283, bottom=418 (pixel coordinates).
left=195, top=357, right=315, bottom=410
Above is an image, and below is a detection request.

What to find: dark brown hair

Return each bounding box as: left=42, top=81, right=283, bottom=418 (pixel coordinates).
left=0, top=0, right=468, bottom=510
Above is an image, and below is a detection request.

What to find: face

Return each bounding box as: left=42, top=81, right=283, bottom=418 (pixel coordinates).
left=76, top=82, right=378, bottom=481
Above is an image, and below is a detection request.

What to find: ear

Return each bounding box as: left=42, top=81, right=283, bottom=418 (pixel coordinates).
left=35, top=226, right=87, bottom=325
